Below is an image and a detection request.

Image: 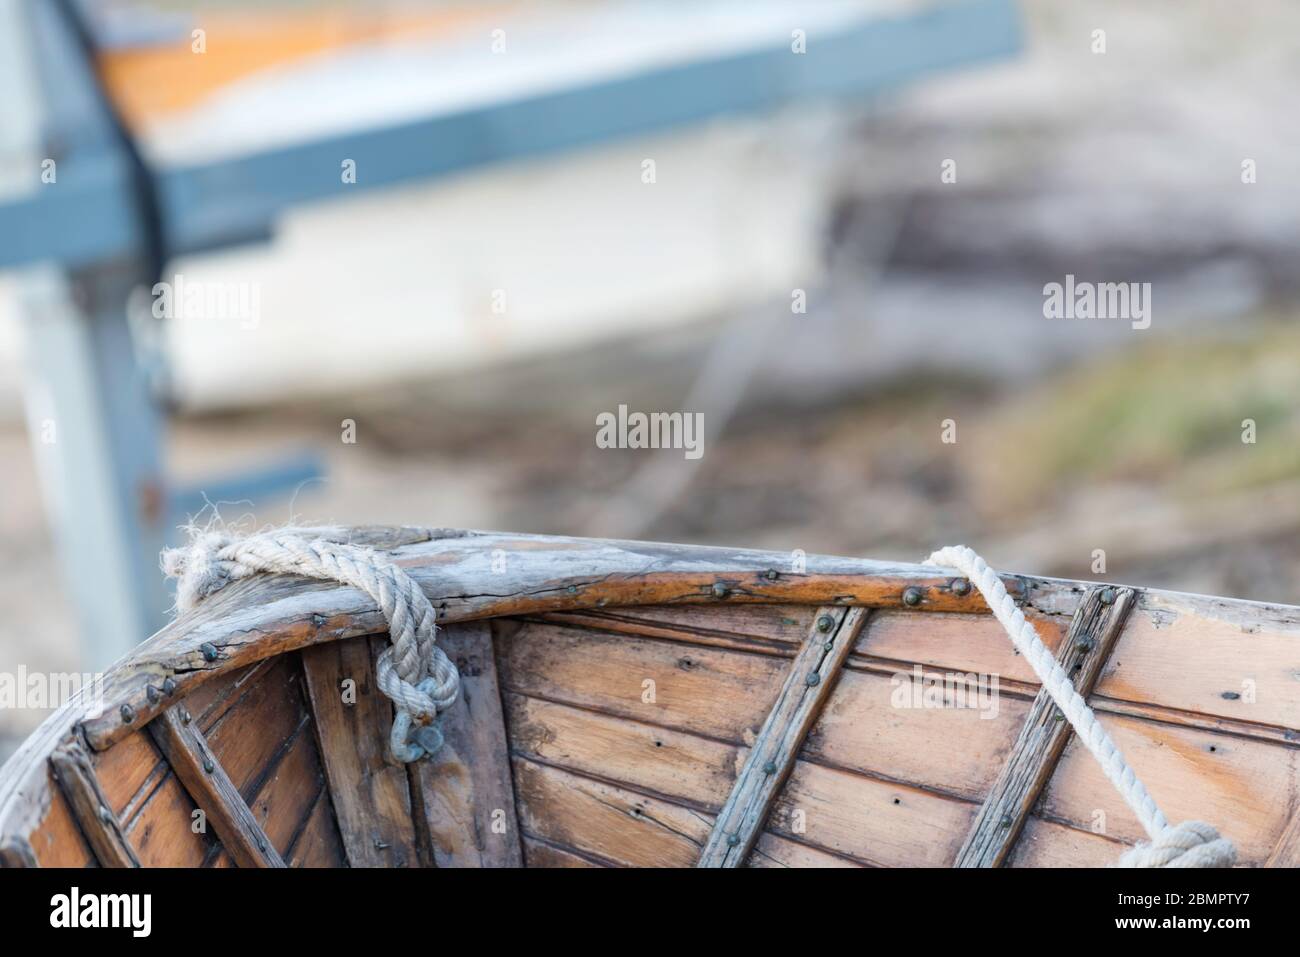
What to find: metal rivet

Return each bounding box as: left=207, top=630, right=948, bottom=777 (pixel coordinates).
left=765, top=569, right=779, bottom=581
left=566, top=585, right=578, bottom=595
left=203, top=757, right=215, bottom=774
left=375, top=839, right=390, bottom=850
left=1000, top=815, right=1013, bottom=828
left=162, top=677, right=177, bottom=696
left=119, top=704, right=135, bottom=724
left=1099, top=588, right=1116, bottom=606
left=726, top=834, right=739, bottom=847
left=180, top=708, right=192, bottom=725
left=816, top=614, right=835, bottom=633
left=806, top=671, right=821, bottom=686
left=200, top=642, right=218, bottom=662
left=98, top=806, right=113, bottom=824
left=951, top=578, right=971, bottom=597
left=711, top=582, right=729, bottom=599
left=763, top=760, right=777, bottom=775
left=823, top=641, right=834, bottom=651
left=1221, top=691, right=1241, bottom=701
left=1075, top=639, right=1094, bottom=654
left=902, top=587, right=923, bottom=607
left=312, top=614, right=326, bottom=628
left=257, top=838, right=267, bottom=852
left=146, top=685, right=161, bottom=704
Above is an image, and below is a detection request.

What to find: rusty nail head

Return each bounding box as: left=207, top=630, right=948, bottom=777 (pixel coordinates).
left=1075, top=638, right=1094, bottom=654
left=119, top=704, right=135, bottom=724
left=951, top=578, right=971, bottom=597
left=163, top=677, right=177, bottom=696
left=816, top=614, right=835, bottom=633
left=902, top=587, right=923, bottom=607
left=146, top=685, right=160, bottom=704
left=200, top=642, right=218, bottom=662
left=1100, top=588, right=1116, bottom=606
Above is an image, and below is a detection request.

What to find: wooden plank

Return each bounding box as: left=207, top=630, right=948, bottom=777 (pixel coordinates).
left=1265, top=804, right=1300, bottom=867
left=1041, top=710, right=1298, bottom=866
left=286, top=790, right=348, bottom=868
left=496, top=619, right=788, bottom=743
left=1007, top=815, right=1130, bottom=868
left=538, top=603, right=816, bottom=657
left=300, top=636, right=419, bottom=867
left=505, top=693, right=740, bottom=811
left=955, top=585, right=1134, bottom=867
left=0, top=837, right=38, bottom=867
left=805, top=667, right=1030, bottom=803
left=408, top=622, right=523, bottom=867
left=75, top=530, right=1049, bottom=753
left=49, top=738, right=139, bottom=868
left=522, top=836, right=604, bottom=868
left=28, top=783, right=98, bottom=867
left=1096, top=589, right=1300, bottom=730
left=698, top=607, right=868, bottom=866
left=512, top=758, right=712, bottom=867
left=769, top=759, right=975, bottom=866
left=748, top=832, right=862, bottom=868
left=148, top=706, right=286, bottom=868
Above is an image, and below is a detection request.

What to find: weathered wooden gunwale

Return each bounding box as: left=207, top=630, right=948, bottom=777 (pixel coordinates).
left=1, top=527, right=1299, bottom=868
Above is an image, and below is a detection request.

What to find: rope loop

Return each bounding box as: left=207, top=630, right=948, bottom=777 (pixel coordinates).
left=162, top=527, right=459, bottom=763
left=923, top=545, right=1235, bottom=868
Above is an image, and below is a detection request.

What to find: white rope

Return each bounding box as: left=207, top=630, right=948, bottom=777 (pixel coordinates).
left=162, top=528, right=459, bottom=763
left=923, top=545, right=1235, bottom=868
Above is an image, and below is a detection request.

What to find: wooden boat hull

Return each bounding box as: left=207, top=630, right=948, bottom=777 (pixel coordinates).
left=2, top=528, right=1298, bottom=868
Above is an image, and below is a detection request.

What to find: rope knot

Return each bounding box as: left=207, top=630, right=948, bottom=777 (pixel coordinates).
left=1118, top=821, right=1237, bottom=869
left=162, top=527, right=459, bottom=763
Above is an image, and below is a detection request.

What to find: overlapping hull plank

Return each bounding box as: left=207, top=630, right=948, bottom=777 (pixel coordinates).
left=0, top=529, right=1297, bottom=867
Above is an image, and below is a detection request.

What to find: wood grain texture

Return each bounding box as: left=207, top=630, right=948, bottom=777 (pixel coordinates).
left=505, top=693, right=740, bottom=811
left=1265, top=802, right=1300, bottom=866
left=286, top=790, right=348, bottom=868
left=1041, top=711, right=1299, bottom=865
left=512, top=758, right=712, bottom=867
left=74, top=530, right=1047, bottom=753
left=49, top=738, right=139, bottom=868
left=806, top=667, right=1029, bottom=802
left=148, top=706, right=285, bottom=867
left=301, top=636, right=418, bottom=867
left=768, top=759, right=975, bottom=866
left=409, top=622, right=522, bottom=868
left=496, top=619, right=787, bottom=743
left=955, top=585, right=1134, bottom=867
left=1006, top=815, right=1129, bottom=868
left=699, top=607, right=868, bottom=867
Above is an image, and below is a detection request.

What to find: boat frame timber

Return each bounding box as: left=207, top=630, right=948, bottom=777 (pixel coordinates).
left=3, top=527, right=1300, bottom=868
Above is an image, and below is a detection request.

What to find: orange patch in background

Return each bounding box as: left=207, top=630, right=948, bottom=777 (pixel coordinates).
left=96, top=4, right=514, bottom=131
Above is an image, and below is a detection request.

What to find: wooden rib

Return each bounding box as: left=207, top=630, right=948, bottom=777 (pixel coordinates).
left=954, top=585, right=1135, bottom=867
left=697, top=606, right=868, bottom=867
left=300, top=636, right=419, bottom=867
left=408, top=622, right=523, bottom=867
left=49, top=737, right=140, bottom=868
left=0, top=838, right=38, bottom=867
left=147, top=706, right=285, bottom=868
left=1265, top=807, right=1300, bottom=866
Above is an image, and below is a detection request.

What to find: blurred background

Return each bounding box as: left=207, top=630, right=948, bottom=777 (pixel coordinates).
left=2, top=0, right=1299, bottom=761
